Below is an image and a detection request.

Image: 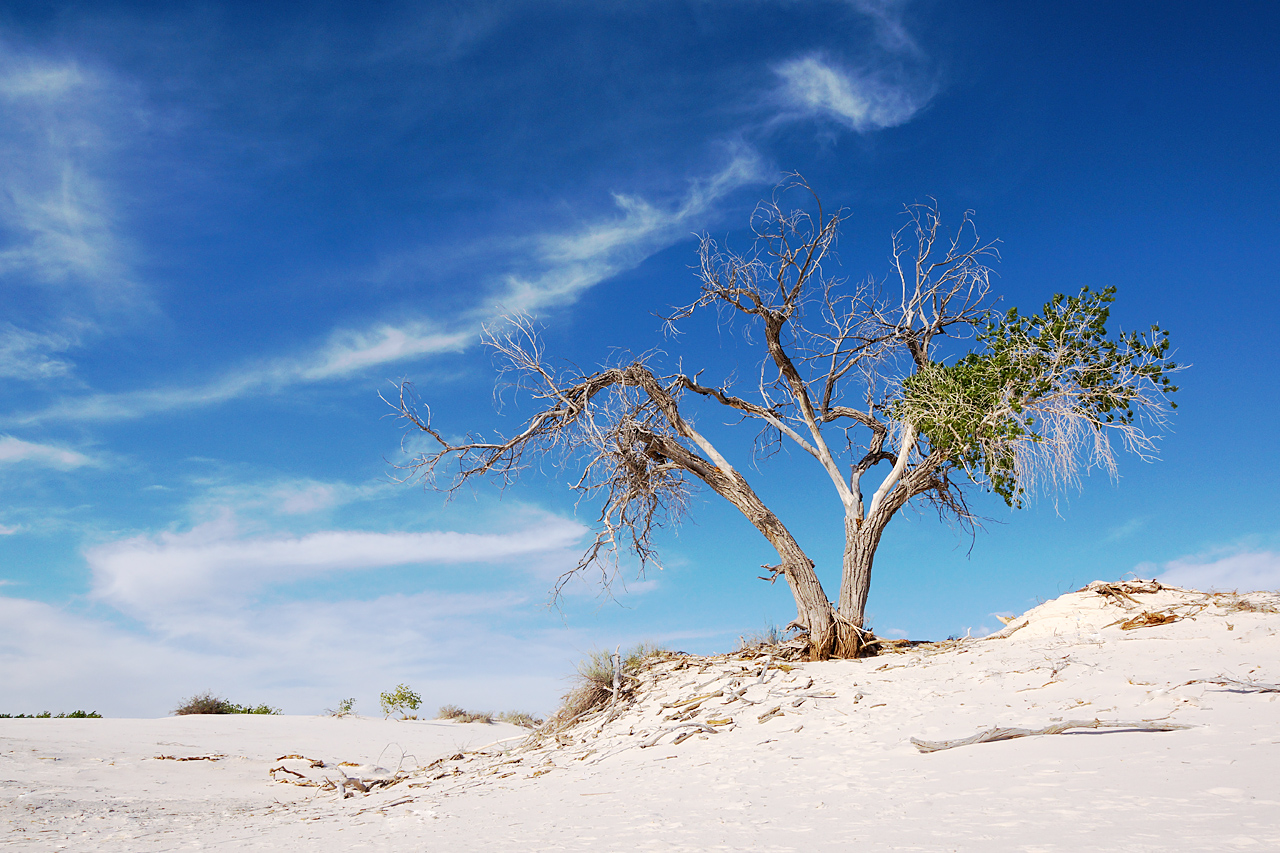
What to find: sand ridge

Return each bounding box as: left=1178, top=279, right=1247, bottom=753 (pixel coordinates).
left=4, top=581, right=1279, bottom=851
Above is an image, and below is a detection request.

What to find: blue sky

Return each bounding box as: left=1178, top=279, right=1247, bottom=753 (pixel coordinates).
left=1, top=1, right=1277, bottom=717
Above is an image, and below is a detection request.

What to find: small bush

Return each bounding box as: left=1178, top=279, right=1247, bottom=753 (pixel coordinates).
left=379, top=683, right=422, bottom=720
left=736, top=624, right=783, bottom=651
left=0, top=711, right=96, bottom=718
left=437, top=704, right=494, bottom=724
left=495, top=710, right=543, bottom=728
left=548, top=643, right=666, bottom=730
left=173, top=692, right=280, bottom=716
left=326, top=697, right=356, bottom=717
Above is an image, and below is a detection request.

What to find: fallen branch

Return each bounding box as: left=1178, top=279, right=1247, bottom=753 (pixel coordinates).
left=911, top=719, right=1192, bottom=753
left=638, top=722, right=718, bottom=748
left=1198, top=676, right=1280, bottom=693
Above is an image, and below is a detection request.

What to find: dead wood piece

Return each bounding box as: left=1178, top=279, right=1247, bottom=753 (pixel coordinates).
left=911, top=719, right=1192, bottom=753
left=638, top=723, right=718, bottom=749
left=757, top=705, right=783, bottom=723
left=354, top=797, right=414, bottom=816
left=269, top=766, right=307, bottom=780
left=1115, top=611, right=1180, bottom=630
left=1199, top=676, right=1280, bottom=693
left=659, top=690, right=722, bottom=709
left=153, top=754, right=225, bottom=761
left=1086, top=579, right=1165, bottom=608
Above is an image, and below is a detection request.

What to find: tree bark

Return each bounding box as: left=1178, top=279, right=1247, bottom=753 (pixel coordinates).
left=833, top=513, right=889, bottom=657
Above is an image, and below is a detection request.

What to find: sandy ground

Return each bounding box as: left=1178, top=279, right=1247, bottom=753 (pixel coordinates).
left=4, top=581, right=1279, bottom=851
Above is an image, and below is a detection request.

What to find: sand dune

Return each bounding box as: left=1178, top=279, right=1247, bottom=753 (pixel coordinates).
left=4, top=581, right=1278, bottom=851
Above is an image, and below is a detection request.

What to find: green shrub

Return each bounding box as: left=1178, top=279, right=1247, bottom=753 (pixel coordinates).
left=326, top=697, right=356, bottom=717
left=173, top=692, right=280, bottom=715
left=0, top=711, right=102, bottom=718
left=379, top=684, right=422, bottom=719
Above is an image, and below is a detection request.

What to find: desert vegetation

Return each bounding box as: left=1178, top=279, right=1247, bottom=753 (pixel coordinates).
left=0, top=710, right=102, bottom=718
left=543, top=643, right=667, bottom=732
left=379, top=683, right=422, bottom=719
left=436, top=705, right=545, bottom=727
left=173, top=692, right=280, bottom=715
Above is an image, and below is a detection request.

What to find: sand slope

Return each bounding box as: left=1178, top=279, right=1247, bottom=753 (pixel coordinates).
left=4, top=581, right=1279, bottom=851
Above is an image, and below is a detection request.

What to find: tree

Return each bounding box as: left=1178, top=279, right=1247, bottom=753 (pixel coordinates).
left=390, top=178, right=1179, bottom=660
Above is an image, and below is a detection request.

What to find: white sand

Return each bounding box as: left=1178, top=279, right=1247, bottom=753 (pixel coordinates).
left=4, top=581, right=1279, bottom=851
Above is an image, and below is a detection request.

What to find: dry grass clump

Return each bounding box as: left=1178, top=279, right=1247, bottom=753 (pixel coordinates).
left=436, top=706, right=545, bottom=727
left=174, top=692, right=280, bottom=715
left=1214, top=593, right=1280, bottom=615
left=496, top=710, right=544, bottom=728
left=437, top=704, right=494, bottom=724
left=736, top=624, right=784, bottom=651
left=546, top=643, right=667, bottom=731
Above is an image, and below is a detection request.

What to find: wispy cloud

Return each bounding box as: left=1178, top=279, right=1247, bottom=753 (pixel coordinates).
left=87, top=512, right=587, bottom=623
left=193, top=476, right=389, bottom=518
left=2, top=320, right=471, bottom=425
left=0, top=324, right=79, bottom=380
left=0, top=435, right=92, bottom=468
left=492, top=145, right=767, bottom=314
left=7, top=148, right=766, bottom=425
left=0, top=587, right=583, bottom=717
left=1152, top=548, right=1280, bottom=592
left=846, top=0, right=921, bottom=55
left=0, top=52, right=140, bottom=308
left=773, top=54, right=930, bottom=132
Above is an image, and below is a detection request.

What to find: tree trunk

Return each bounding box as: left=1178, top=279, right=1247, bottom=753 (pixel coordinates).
left=833, top=513, right=888, bottom=657
left=753, top=509, right=836, bottom=661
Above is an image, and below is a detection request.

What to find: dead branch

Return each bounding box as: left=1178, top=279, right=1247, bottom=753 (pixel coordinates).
left=910, top=719, right=1192, bottom=753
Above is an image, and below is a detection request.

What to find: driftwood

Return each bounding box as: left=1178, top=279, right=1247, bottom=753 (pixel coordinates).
left=911, top=719, right=1192, bottom=753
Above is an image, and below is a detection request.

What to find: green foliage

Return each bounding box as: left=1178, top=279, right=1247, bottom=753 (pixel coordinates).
left=326, top=697, right=356, bottom=717
left=173, top=692, right=281, bottom=715
left=0, top=711, right=102, bottom=718
left=379, top=683, right=422, bottom=719
left=898, top=286, right=1179, bottom=507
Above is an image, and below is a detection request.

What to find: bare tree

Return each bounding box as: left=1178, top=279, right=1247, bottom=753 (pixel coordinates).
left=390, top=178, right=1179, bottom=660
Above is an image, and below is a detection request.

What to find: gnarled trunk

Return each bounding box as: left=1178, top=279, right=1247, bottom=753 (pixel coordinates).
left=832, top=513, right=889, bottom=657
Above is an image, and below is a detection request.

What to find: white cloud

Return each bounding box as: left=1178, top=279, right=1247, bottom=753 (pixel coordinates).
left=774, top=54, right=928, bottom=132
left=493, top=145, right=767, bottom=314
left=0, top=525, right=18, bottom=535
left=6, top=148, right=764, bottom=426
left=86, top=513, right=587, bottom=623
left=1153, top=549, right=1280, bottom=593
left=846, top=0, right=921, bottom=55
left=0, top=324, right=79, bottom=380
left=0, top=589, right=582, bottom=717
left=188, top=475, right=392, bottom=521
left=2, top=319, right=471, bottom=425
left=0, top=435, right=91, bottom=468
left=0, top=54, right=139, bottom=307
